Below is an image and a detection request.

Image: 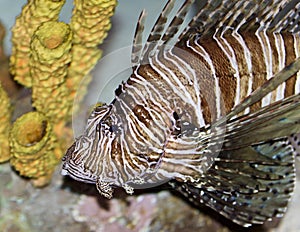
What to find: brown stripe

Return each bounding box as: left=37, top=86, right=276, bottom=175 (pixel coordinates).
left=283, top=33, right=297, bottom=97
left=242, top=32, right=267, bottom=112
left=177, top=44, right=218, bottom=123
left=132, top=104, right=152, bottom=127
left=269, top=32, right=279, bottom=74
left=111, top=138, right=123, bottom=167
left=269, top=32, right=280, bottom=102
left=198, top=37, right=236, bottom=113
left=224, top=32, right=250, bottom=103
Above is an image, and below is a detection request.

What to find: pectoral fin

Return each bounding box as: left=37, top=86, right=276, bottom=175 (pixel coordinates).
left=169, top=138, right=295, bottom=227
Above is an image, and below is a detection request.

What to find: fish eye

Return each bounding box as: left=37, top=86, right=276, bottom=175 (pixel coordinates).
left=109, top=125, right=118, bottom=133
left=98, top=116, right=119, bottom=135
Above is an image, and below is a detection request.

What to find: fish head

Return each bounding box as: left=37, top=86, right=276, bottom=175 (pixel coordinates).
left=61, top=102, right=162, bottom=198
left=61, top=104, right=116, bottom=189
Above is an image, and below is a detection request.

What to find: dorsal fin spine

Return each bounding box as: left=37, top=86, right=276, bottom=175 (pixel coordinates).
left=132, top=9, right=147, bottom=68
left=160, top=0, right=195, bottom=46
left=140, top=0, right=176, bottom=62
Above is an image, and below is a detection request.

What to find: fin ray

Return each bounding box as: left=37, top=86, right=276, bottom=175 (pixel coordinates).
left=160, top=0, right=194, bottom=46
left=221, top=94, right=300, bottom=150
left=179, top=0, right=300, bottom=42
left=169, top=139, right=295, bottom=227
left=132, top=10, right=147, bottom=68
left=214, top=57, right=300, bottom=128
left=140, top=0, right=176, bottom=62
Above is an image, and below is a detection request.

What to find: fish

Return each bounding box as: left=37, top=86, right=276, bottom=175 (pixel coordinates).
left=62, top=0, right=300, bottom=227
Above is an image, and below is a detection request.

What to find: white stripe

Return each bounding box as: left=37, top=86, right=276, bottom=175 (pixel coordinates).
left=166, top=48, right=207, bottom=127
left=294, top=33, right=300, bottom=94
left=213, top=28, right=241, bottom=106
left=232, top=28, right=253, bottom=114
left=256, top=27, right=273, bottom=107
left=150, top=49, right=207, bottom=126
left=131, top=70, right=172, bottom=122
left=274, top=33, right=286, bottom=101
left=120, top=136, right=137, bottom=177
left=187, top=39, right=222, bottom=118
left=125, top=79, right=169, bottom=132
left=115, top=95, right=163, bottom=148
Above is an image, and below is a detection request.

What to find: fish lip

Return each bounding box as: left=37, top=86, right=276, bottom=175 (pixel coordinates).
left=61, top=142, right=76, bottom=175
left=61, top=168, right=69, bottom=176
left=62, top=141, right=76, bottom=163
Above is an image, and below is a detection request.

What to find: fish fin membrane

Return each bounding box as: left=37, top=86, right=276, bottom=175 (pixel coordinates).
left=169, top=138, right=295, bottom=227
left=219, top=94, right=300, bottom=150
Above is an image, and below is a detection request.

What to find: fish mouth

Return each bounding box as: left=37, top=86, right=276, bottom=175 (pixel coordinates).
left=61, top=142, right=76, bottom=175
left=62, top=142, right=76, bottom=162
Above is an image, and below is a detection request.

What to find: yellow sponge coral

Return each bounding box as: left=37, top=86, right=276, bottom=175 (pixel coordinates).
left=10, top=111, right=60, bottom=187
left=6, top=0, right=117, bottom=186
left=10, top=0, right=66, bottom=87
left=30, top=21, right=73, bottom=124
left=67, top=0, right=117, bottom=118
left=71, top=0, right=117, bottom=47
left=0, top=84, right=11, bottom=163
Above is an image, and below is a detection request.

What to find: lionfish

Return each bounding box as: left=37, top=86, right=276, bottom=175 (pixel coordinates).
left=62, top=0, right=300, bottom=227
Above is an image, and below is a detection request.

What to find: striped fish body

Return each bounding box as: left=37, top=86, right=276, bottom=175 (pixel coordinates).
left=62, top=0, right=300, bottom=227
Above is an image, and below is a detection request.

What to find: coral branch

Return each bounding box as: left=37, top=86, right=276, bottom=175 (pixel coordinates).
left=10, top=0, right=66, bottom=87
left=6, top=0, right=117, bottom=186
left=9, top=111, right=60, bottom=187
left=0, top=84, right=11, bottom=163
left=71, top=0, right=117, bottom=47
left=67, top=0, right=117, bottom=117
left=30, top=21, right=73, bottom=124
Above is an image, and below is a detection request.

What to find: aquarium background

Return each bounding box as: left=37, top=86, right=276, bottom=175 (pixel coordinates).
left=0, top=1, right=299, bottom=231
